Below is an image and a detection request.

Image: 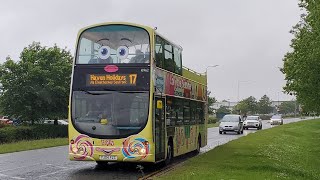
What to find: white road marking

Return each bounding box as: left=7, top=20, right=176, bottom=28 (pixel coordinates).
left=37, top=164, right=92, bottom=178
left=0, top=172, right=25, bottom=180
left=0, top=163, right=42, bottom=173
left=45, top=164, right=69, bottom=169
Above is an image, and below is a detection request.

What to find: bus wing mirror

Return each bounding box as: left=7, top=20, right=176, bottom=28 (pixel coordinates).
left=156, top=100, right=163, bottom=109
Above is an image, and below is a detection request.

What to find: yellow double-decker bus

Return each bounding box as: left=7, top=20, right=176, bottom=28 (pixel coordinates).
left=68, top=22, right=208, bottom=166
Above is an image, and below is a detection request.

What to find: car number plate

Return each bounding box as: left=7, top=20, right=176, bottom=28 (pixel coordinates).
left=99, top=155, right=117, bottom=161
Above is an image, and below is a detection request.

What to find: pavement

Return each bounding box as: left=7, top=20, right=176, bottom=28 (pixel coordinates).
left=0, top=117, right=314, bottom=180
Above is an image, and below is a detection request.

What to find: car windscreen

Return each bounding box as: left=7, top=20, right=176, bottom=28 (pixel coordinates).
left=246, top=116, right=258, bottom=120
left=271, top=115, right=281, bottom=119
left=221, top=116, right=240, bottom=122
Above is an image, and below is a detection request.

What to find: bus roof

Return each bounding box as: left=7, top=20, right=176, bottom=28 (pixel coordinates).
left=78, top=22, right=155, bottom=35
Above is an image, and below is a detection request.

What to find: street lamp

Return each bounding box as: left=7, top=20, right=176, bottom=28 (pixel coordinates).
left=237, top=80, right=251, bottom=102
left=205, top=65, right=219, bottom=74
left=226, top=98, right=231, bottom=111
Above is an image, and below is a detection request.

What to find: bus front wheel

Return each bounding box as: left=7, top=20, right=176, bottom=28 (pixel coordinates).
left=96, top=161, right=109, bottom=169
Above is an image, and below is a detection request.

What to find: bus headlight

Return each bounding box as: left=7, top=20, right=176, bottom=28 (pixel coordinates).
left=140, top=148, right=146, bottom=154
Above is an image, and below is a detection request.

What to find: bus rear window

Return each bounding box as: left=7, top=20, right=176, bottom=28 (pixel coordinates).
left=76, top=25, right=150, bottom=64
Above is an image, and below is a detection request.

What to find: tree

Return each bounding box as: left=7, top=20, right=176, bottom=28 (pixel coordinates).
left=282, top=0, right=320, bottom=113
left=257, top=95, right=273, bottom=114
left=279, top=101, right=297, bottom=115
left=0, top=42, right=73, bottom=124
left=234, top=96, right=257, bottom=115
left=216, top=106, right=230, bottom=114
left=207, top=91, right=217, bottom=114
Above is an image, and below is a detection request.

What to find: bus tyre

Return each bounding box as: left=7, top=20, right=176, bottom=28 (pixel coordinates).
left=195, top=136, right=201, bottom=154
left=96, top=161, right=109, bottom=169
left=165, top=142, right=173, bottom=165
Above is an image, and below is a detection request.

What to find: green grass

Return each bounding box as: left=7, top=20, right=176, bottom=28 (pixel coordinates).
left=207, top=122, right=220, bottom=128
left=0, top=138, right=68, bottom=154
left=158, top=119, right=320, bottom=180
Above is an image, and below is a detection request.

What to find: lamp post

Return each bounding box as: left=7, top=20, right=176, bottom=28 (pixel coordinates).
left=290, top=92, right=297, bottom=118
left=226, top=98, right=231, bottom=113
left=205, top=65, right=219, bottom=89
left=237, top=80, right=250, bottom=102
left=205, top=65, right=219, bottom=75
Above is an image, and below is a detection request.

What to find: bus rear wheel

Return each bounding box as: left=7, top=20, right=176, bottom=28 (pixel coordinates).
left=165, top=142, right=173, bottom=165
left=195, top=136, right=201, bottom=155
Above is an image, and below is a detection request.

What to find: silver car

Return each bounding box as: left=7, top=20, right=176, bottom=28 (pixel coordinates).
left=243, top=116, right=262, bottom=130
left=270, top=115, right=283, bottom=125
left=219, top=115, right=244, bottom=134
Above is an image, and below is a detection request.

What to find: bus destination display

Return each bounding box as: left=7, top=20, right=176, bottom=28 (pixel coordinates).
left=86, top=74, right=137, bottom=86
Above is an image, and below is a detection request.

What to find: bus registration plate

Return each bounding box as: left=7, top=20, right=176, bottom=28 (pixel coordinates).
left=99, top=155, right=117, bottom=161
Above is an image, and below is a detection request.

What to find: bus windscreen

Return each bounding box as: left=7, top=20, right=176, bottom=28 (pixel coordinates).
left=72, top=91, right=149, bottom=138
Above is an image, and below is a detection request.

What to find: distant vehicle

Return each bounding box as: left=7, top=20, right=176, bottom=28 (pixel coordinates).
left=270, top=115, right=283, bottom=125
left=219, top=114, right=244, bottom=134
left=0, top=116, right=11, bottom=125
left=11, top=118, right=22, bottom=126
left=44, top=120, right=68, bottom=125
left=243, top=116, right=262, bottom=130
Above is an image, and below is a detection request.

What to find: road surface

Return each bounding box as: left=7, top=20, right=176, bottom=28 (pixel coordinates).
left=0, top=117, right=312, bottom=180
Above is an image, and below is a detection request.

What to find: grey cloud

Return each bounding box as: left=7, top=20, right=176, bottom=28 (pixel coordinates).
left=0, top=0, right=301, bottom=101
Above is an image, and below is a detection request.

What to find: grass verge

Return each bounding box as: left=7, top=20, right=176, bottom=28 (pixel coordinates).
left=207, top=122, right=220, bottom=128
left=0, top=138, right=68, bottom=154
left=158, top=119, right=320, bottom=180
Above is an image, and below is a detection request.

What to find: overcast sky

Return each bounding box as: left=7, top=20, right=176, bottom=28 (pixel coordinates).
left=0, top=0, right=301, bottom=102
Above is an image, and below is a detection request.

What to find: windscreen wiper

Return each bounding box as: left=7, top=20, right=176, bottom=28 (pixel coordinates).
left=103, top=89, right=146, bottom=93
left=80, top=90, right=104, bottom=95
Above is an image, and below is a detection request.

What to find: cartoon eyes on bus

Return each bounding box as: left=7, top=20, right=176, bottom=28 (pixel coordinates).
left=76, top=25, right=150, bottom=64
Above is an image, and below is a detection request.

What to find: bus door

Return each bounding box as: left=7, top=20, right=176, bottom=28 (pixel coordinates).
left=155, top=97, right=166, bottom=161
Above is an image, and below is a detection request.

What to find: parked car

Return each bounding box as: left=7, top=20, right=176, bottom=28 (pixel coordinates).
left=219, top=114, right=244, bottom=134
left=10, top=118, right=22, bottom=126
left=44, top=120, right=68, bottom=125
left=0, top=116, right=11, bottom=125
left=243, top=116, right=262, bottom=130
left=270, top=115, right=283, bottom=125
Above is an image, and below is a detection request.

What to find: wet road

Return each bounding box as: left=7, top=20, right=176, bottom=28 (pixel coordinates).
left=0, top=117, right=312, bottom=180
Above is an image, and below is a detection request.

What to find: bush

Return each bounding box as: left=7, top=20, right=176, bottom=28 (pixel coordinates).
left=0, top=125, right=67, bottom=144
left=259, top=115, right=272, bottom=120
left=0, top=123, right=10, bottom=128
left=208, top=116, right=218, bottom=124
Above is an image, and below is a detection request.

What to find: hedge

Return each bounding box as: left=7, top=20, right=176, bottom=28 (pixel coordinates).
left=259, top=115, right=272, bottom=120
left=208, top=116, right=218, bottom=124
left=0, top=125, right=67, bottom=144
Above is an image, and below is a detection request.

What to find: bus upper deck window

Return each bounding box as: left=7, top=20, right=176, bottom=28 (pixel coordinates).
left=76, top=25, right=150, bottom=64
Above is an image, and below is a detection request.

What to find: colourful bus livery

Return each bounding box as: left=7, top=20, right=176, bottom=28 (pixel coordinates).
left=69, top=22, right=208, bottom=165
